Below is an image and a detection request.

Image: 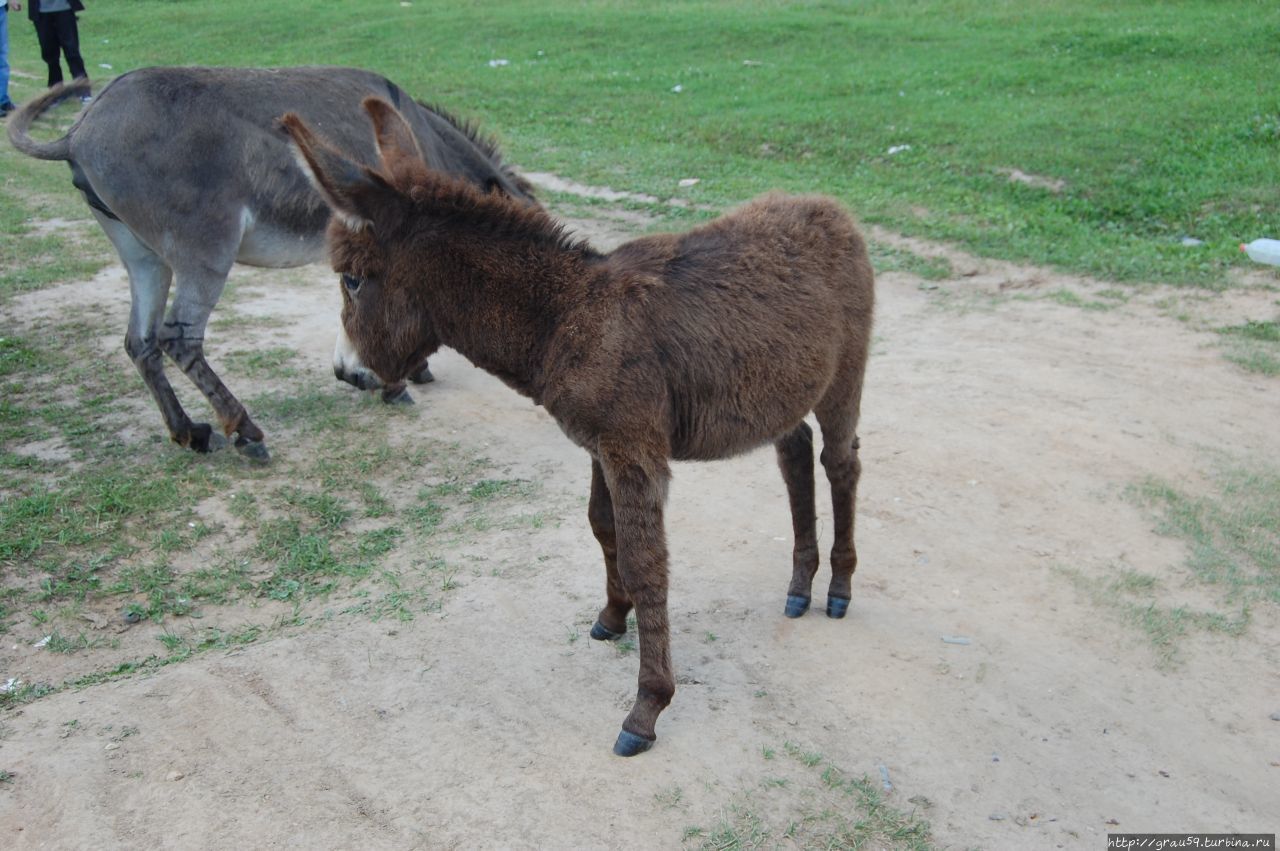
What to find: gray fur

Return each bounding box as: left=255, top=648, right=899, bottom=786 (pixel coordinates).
left=7, top=66, right=534, bottom=459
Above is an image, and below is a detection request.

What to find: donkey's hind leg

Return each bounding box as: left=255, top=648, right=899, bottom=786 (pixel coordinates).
left=588, top=458, right=632, bottom=640
left=160, top=266, right=270, bottom=462
left=96, top=214, right=224, bottom=453
left=775, top=421, right=820, bottom=617
left=815, top=379, right=865, bottom=620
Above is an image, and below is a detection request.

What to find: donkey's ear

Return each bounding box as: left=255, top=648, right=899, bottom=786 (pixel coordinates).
left=280, top=112, right=393, bottom=231
left=362, top=97, right=434, bottom=186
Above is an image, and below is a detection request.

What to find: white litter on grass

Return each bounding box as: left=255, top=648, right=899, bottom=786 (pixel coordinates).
left=400, top=1, right=412, bottom=6
left=671, top=84, right=684, bottom=93
left=678, top=178, right=700, bottom=188
left=887, top=144, right=912, bottom=155
left=488, top=59, right=509, bottom=68
left=1, top=677, right=21, bottom=693
left=742, top=59, right=762, bottom=67
left=33, top=635, right=51, bottom=649
left=99, top=63, right=113, bottom=70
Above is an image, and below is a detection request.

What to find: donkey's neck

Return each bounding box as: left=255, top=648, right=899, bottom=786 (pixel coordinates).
left=415, top=227, right=596, bottom=402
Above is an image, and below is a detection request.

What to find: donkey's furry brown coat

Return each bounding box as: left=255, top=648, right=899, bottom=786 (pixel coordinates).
left=284, top=99, right=874, bottom=756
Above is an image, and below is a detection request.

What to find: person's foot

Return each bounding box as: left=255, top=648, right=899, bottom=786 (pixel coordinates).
left=0, top=101, right=15, bottom=117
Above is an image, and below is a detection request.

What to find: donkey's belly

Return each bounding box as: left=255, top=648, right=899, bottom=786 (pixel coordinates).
left=237, top=214, right=328, bottom=268
left=669, top=399, right=812, bottom=462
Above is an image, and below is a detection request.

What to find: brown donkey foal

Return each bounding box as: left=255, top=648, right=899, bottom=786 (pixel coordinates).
left=283, top=99, right=875, bottom=756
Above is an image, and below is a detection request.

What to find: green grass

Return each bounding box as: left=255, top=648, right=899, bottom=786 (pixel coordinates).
left=1217, top=319, right=1280, bottom=375
left=1059, top=465, right=1278, bottom=666
left=1130, top=469, right=1280, bottom=605
left=6, top=0, right=1275, bottom=288
left=689, top=743, right=934, bottom=850
left=223, top=347, right=301, bottom=379
left=0, top=293, right=552, bottom=685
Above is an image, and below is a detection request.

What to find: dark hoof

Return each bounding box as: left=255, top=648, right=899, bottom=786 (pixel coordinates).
left=186, top=423, right=227, bottom=454
left=590, top=621, right=625, bottom=641
left=235, top=438, right=271, bottom=463
left=381, top=385, right=414, bottom=405
left=613, top=729, right=655, bottom=757
left=784, top=595, right=811, bottom=618
left=409, top=365, right=435, bottom=385
left=826, top=596, right=850, bottom=619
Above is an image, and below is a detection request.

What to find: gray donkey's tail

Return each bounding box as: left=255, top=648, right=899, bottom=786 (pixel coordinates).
left=5, top=79, right=91, bottom=161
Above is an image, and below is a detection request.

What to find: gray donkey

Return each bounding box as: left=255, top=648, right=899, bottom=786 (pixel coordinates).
left=7, top=66, right=536, bottom=460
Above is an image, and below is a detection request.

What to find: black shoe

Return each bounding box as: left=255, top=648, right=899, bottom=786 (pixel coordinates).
left=0, top=102, right=15, bottom=117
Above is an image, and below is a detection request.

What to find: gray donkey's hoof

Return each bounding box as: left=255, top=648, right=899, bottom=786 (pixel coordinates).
left=185, top=423, right=228, bottom=454
left=613, top=729, right=655, bottom=757
left=409, top=364, right=435, bottom=385
left=590, top=621, right=626, bottom=641
left=784, top=595, right=811, bottom=618
left=235, top=438, right=271, bottom=463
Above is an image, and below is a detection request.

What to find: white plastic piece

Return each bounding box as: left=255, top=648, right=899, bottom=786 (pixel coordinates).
left=1240, top=238, right=1280, bottom=266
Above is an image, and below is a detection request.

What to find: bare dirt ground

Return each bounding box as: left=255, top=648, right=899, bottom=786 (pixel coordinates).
left=1, top=194, right=1278, bottom=849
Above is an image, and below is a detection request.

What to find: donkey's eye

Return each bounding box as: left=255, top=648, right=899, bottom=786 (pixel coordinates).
left=341, top=273, right=362, bottom=294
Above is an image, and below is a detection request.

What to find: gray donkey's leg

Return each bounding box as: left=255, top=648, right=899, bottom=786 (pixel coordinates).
left=159, top=264, right=269, bottom=461
left=95, top=214, right=225, bottom=453
left=775, top=421, right=819, bottom=617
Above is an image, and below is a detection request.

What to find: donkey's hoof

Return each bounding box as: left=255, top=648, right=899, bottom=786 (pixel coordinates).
left=381, top=385, right=414, bottom=405
left=186, top=423, right=227, bottom=454
left=784, top=595, right=811, bottom=618
left=235, top=438, right=271, bottom=463
left=590, top=621, right=626, bottom=641
left=409, top=365, right=435, bottom=385
left=612, top=729, right=655, bottom=757
left=826, top=596, right=850, bottom=619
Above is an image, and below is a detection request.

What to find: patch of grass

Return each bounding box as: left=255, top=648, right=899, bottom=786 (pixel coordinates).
left=467, top=478, right=534, bottom=502
left=689, top=744, right=933, bottom=850
left=246, top=389, right=358, bottom=434
left=868, top=242, right=953, bottom=281
left=1217, top=319, right=1280, bottom=376
left=45, top=629, right=97, bottom=654
left=223, top=347, right=301, bottom=379
left=1058, top=465, right=1276, bottom=666
left=275, top=486, right=353, bottom=530
left=1047, top=288, right=1113, bottom=311
left=1130, top=469, right=1279, bottom=604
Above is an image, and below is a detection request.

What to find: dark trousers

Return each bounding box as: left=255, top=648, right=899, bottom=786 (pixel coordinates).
left=33, top=11, right=86, bottom=89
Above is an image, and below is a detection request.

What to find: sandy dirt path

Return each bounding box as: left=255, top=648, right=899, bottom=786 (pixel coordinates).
left=0, top=208, right=1277, bottom=849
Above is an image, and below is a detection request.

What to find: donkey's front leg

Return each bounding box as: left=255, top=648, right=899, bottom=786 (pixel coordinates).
left=587, top=458, right=632, bottom=641
left=599, top=445, right=674, bottom=757
left=161, top=274, right=270, bottom=462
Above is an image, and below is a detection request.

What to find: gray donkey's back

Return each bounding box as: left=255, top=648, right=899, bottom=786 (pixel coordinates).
left=8, top=67, right=535, bottom=460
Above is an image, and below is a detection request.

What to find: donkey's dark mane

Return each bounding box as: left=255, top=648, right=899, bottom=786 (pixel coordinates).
left=403, top=170, right=600, bottom=258
left=418, top=100, right=536, bottom=198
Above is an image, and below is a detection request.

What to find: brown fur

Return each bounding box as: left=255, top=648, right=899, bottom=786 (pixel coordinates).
left=283, top=99, right=875, bottom=755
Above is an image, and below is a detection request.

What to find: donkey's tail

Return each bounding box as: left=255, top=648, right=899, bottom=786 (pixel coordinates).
left=5, top=80, right=90, bottom=161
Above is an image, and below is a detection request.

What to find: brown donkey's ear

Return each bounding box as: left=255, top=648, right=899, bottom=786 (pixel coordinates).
left=362, top=97, right=434, bottom=187
left=280, top=112, right=393, bottom=231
